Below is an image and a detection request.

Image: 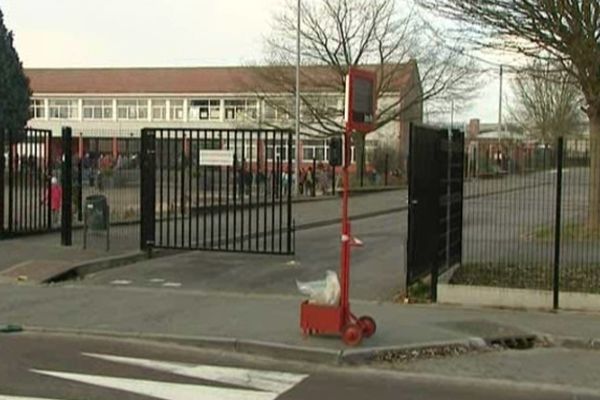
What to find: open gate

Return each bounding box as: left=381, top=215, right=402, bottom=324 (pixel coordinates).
left=140, top=128, right=295, bottom=255
left=407, top=124, right=464, bottom=300
left=0, top=128, right=56, bottom=238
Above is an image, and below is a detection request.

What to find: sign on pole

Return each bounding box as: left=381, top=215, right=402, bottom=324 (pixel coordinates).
left=344, top=68, right=377, bottom=134
left=199, top=149, right=234, bottom=166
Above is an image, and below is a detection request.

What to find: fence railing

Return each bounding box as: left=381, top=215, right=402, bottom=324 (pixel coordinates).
left=454, top=136, right=599, bottom=308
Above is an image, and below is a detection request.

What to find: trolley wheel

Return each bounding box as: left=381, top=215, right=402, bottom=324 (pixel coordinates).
left=358, top=316, right=377, bottom=338
left=342, top=323, right=363, bottom=346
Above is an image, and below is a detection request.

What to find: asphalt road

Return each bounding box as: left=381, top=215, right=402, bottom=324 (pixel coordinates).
left=81, top=212, right=406, bottom=302
left=1, top=333, right=597, bottom=400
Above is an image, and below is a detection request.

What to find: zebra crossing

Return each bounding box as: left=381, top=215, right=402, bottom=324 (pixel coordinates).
left=0, top=353, right=308, bottom=400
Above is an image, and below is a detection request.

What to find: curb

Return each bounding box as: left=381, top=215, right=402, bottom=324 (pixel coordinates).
left=44, top=248, right=180, bottom=283
left=17, top=326, right=544, bottom=365
left=548, top=335, right=600, bottom=350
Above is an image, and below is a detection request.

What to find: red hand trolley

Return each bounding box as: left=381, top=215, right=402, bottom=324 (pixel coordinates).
left=300, top=68, right=377, bottom=346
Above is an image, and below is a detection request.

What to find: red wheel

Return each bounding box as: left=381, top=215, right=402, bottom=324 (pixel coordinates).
left=358, top=316, right=377, bottom=338
left=342, top=324, right=363, bottom=346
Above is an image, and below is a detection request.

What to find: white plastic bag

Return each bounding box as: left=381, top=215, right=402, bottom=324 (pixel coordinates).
left=296, top=270, right=340, bottom=306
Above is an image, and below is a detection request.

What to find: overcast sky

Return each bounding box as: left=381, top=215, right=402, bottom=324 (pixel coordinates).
left=2, top=0, right=508, bottom=124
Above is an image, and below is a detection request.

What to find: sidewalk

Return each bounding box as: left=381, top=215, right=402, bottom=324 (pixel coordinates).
left=1, top=283, right=599, bottom=363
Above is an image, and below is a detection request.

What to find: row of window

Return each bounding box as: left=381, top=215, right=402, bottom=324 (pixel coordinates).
left=29, top=97, right=341, bottom=122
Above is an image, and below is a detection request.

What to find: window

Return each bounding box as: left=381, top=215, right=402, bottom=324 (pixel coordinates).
left=224, top=99, right=258, bottom=121
left=302, top=140, right=327, bottom=161
left=189, top=99, right=220, bottom=120
left=29, top=99, right=45, bottom=119
left=170, top=100, right=184, bottom=121
left=263, top=99, right=291, bottom=121
left=152, top=100, right=167, bottom=120
left=117, top=99, right=148, bottom=120
left=83, top=99, right=113, bottom=120
left=49, top=99, right=78, bottom=120
left=301, top=96, right=342, bottom=122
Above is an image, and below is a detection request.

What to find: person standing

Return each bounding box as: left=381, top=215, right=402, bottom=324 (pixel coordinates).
left=44, top=177, right=62, bottom=227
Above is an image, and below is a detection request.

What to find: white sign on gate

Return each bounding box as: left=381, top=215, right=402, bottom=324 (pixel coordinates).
left=199, top=149, right=234, bottom=166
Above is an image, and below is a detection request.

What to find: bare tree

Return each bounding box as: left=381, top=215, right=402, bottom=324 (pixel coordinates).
left=416, top=0, right=600, bottom=229
left=250, top=0, right=480, bottom=175
left=509, top=60, right=585, bottom=143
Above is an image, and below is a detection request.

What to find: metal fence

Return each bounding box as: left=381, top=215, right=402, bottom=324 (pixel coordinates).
left=0, top=128, right=54, bottom=238
left=453, top=136, right=599, bottom=307
left=140, top=128, right=295, bottom=255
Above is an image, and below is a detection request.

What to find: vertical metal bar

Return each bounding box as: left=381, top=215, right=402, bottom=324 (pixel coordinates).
left=271, top=136, right=276, bottom=252
left=287, top=131, right=293, bottom=254
left=279, top=135, right=284, bottom=253
left=181, top=131, right=186, bottom=248
left=312, top=158, right=316, bottom=197
left=25, top=131, right=30, bottom=231
left=28, top=130, right=33, bottom=231
left=218, top=130, right=223, bottom=249
left=360, top=142, right=365, bottom=188
left=248, top=131, right=253, bottom=251
left=174, top=131, right=180, bottom=248
left=188, top=130, right=193, bottom=249
left=232, top=140, right=238, bottom=251
left=256, top=131, right=261, bottom=251
left=331, top=166, right=336, bottom=196
left=32, top=130, right=38, bottom=231
left=31, top=130, right=36, bottom=231
left=77, top=153, right=83, bottom=222
left=19, top=135, right=24, bottom=231
left=226, top=131, right=231, bottom=250
left=61, top=127, right=73, bottom=246
left=241, top=131, right=245, bottom=251
left=46, top=131, right=52, bottom=231
left=140, top=129, right=156, bottom=251
left=384, top=153, right=389, bottom=186
left=210, top=130, right=215, bottom=249
left=203, top=131, right=208, bottom=248
left=166, top=130, right=171, bottom=247
left=0, top=128, right=5, bottom=234
left=195, top=130, right=200, bottom=248
left=263, top=131, right=268, bottom=252
left=159, top=130, right=164, bottom=247
left=8, top=129, right=14, bottom=233
left=553, top=137, right=564, bottom=310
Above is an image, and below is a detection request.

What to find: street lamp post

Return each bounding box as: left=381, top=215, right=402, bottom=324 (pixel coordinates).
left=294, top=0, right=301, bottom=196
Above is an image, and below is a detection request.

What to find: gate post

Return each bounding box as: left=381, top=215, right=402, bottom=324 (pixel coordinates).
left=0, top=128, right=5, bottom=235
left=140, top=129, right=156, bottom=251
left=61, top=127, right=73, bottom=246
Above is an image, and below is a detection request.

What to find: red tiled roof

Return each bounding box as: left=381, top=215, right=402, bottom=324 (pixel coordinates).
left=25, top=63, right=417, bottom=95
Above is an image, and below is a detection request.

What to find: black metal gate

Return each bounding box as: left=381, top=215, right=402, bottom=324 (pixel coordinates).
left=407, top=124, right=464, bottom=299
left=140, top=128, right=295, bottom=255
left=0, top=128, right=55, bottom=238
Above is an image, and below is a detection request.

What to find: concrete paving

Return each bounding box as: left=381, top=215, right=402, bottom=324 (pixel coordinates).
left=1, top=283, right=599, bottom=358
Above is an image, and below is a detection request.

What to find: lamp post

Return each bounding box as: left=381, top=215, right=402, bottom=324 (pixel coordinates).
left=294, top=0, right=301, bottom=196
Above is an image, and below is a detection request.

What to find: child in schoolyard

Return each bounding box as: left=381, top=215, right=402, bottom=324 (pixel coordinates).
left=47, top=177, right=62, bottom=227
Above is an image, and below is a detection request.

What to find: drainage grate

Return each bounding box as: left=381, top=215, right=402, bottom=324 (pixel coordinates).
left=486, top=335, right=538, bottom=350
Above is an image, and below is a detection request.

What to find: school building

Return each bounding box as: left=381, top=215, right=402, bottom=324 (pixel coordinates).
left=25, top=63, right=423, bottom=168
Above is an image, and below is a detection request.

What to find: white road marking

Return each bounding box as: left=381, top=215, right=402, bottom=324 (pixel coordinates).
left=110, top=280, right=132, bottom=285
left=162, top=282, right=182, bottom=288
left=32, top=370, right=277, bottom=400
left=149, top=278, right=166, bottom=283
left=0, top=396, right=62, bottom=400
left=83, top=353, right=308, bottom=394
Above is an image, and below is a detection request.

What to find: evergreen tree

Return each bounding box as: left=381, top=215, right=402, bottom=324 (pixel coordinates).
left=0, top=7, right=30, bottom=136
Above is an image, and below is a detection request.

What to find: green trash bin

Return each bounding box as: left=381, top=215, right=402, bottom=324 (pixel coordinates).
left=84, top=195, right=110, bottom=251
left=85, top=195, right=109, bottom=230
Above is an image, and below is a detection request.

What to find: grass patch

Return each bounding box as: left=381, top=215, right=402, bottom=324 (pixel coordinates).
left=531, top=223, right=600, bottom=242
left=451, top=263, right=600, bottom=294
